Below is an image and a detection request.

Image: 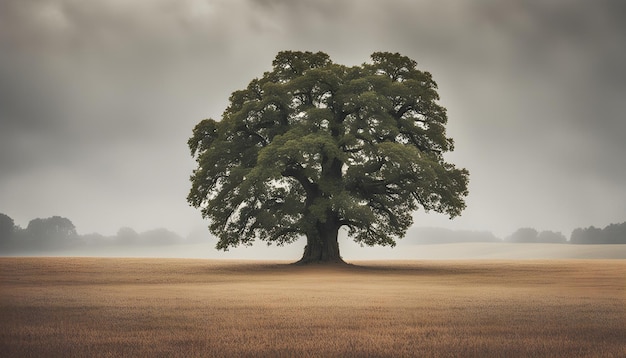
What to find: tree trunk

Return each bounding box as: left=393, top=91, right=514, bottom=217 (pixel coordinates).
left=295, top=220, right=345, bottom=265
left=296, top=154, right=345, bottom=265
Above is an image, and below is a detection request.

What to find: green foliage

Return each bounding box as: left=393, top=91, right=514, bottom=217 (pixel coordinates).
left=188, top=51, right=469, bottom=250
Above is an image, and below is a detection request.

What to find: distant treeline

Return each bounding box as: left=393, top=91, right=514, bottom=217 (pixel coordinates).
left=1, top=213, right=625, bottom=254
left=0, top=213, right=204, bottom=254
left=404, top=223, right=626, bottom=245
left=504, top=222, right=626, bottom=244
left=504, top=228, right=568, bottom=244
left=570, top=222, right=626, bottom=244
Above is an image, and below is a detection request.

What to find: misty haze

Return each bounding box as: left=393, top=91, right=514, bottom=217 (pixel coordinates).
left=1, top=1, right=625, bottom=357
left=1, top=0, right=625, bottom=243
left=2, top=212, right=626, bottom=260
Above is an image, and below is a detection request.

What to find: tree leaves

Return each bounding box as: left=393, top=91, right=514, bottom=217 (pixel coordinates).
left=188, top=51, right=469, bottom=251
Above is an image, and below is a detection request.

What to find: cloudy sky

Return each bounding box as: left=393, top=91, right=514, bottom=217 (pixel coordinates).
left=1, top=0, right=625, bottom=241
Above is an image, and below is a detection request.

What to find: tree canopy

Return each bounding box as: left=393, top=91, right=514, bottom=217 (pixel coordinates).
left=24, top=216, right=78, bottom=249
left=188, top=51, right=469, bottom=263
left=0, top=213, right=16, bottom=250
left=571, top=222, right=626, bottom=244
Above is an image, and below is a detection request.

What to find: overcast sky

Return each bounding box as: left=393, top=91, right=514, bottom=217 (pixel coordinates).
left=1, top=0, right=625, bottom=241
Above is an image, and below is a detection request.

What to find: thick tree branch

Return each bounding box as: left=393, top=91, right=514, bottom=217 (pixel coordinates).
left=282, top=164, right=318, bottom=197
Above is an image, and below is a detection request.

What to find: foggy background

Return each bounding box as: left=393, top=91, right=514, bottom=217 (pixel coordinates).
left=2, top=0, right=625, bottom=257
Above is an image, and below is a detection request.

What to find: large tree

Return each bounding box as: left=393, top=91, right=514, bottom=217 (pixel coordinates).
left=188, top=51, right=469, bottom=264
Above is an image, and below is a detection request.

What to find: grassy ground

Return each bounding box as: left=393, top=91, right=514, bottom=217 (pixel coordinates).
left=1, top=258, right=625, bottom=357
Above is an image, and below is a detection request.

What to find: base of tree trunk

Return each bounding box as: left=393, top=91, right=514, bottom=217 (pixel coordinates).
left=294, top=240, right=346, bottom=265
left=293, top=255, right=347, bottom=265
left=294, top=221, right=346, bottom=265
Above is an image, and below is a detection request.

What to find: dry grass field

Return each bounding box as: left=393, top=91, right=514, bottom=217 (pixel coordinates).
left=1, top=258, right=625, bottom=357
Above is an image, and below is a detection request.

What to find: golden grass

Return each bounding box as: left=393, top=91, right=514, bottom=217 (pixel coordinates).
left=1, top=258, right=625, bottom=357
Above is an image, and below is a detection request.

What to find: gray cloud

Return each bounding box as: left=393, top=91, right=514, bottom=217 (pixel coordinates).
left=1, top=0, right=624, bottom=240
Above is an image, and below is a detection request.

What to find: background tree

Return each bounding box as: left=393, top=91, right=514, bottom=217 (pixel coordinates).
left=572, top=226, right=603, bottom=244
left=537, top=230, right=566, bottom=243
left=570, top=222, right=626, bottom=244
left=0, top=213, right=16, bottom=251
left=116, top=227, right=140, bottom=245
left=188, top=51, right=469, bottom=263
left=24, top=216, right=79, bottom=250
left=506, top=227, right=539, bottom=243
left=602, top=222, right=626, bottom=244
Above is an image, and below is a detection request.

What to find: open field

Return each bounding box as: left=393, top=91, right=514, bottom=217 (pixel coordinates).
left=1, top=258, right=625, bottom=357
left=17, top=242, right=626, bottom=260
